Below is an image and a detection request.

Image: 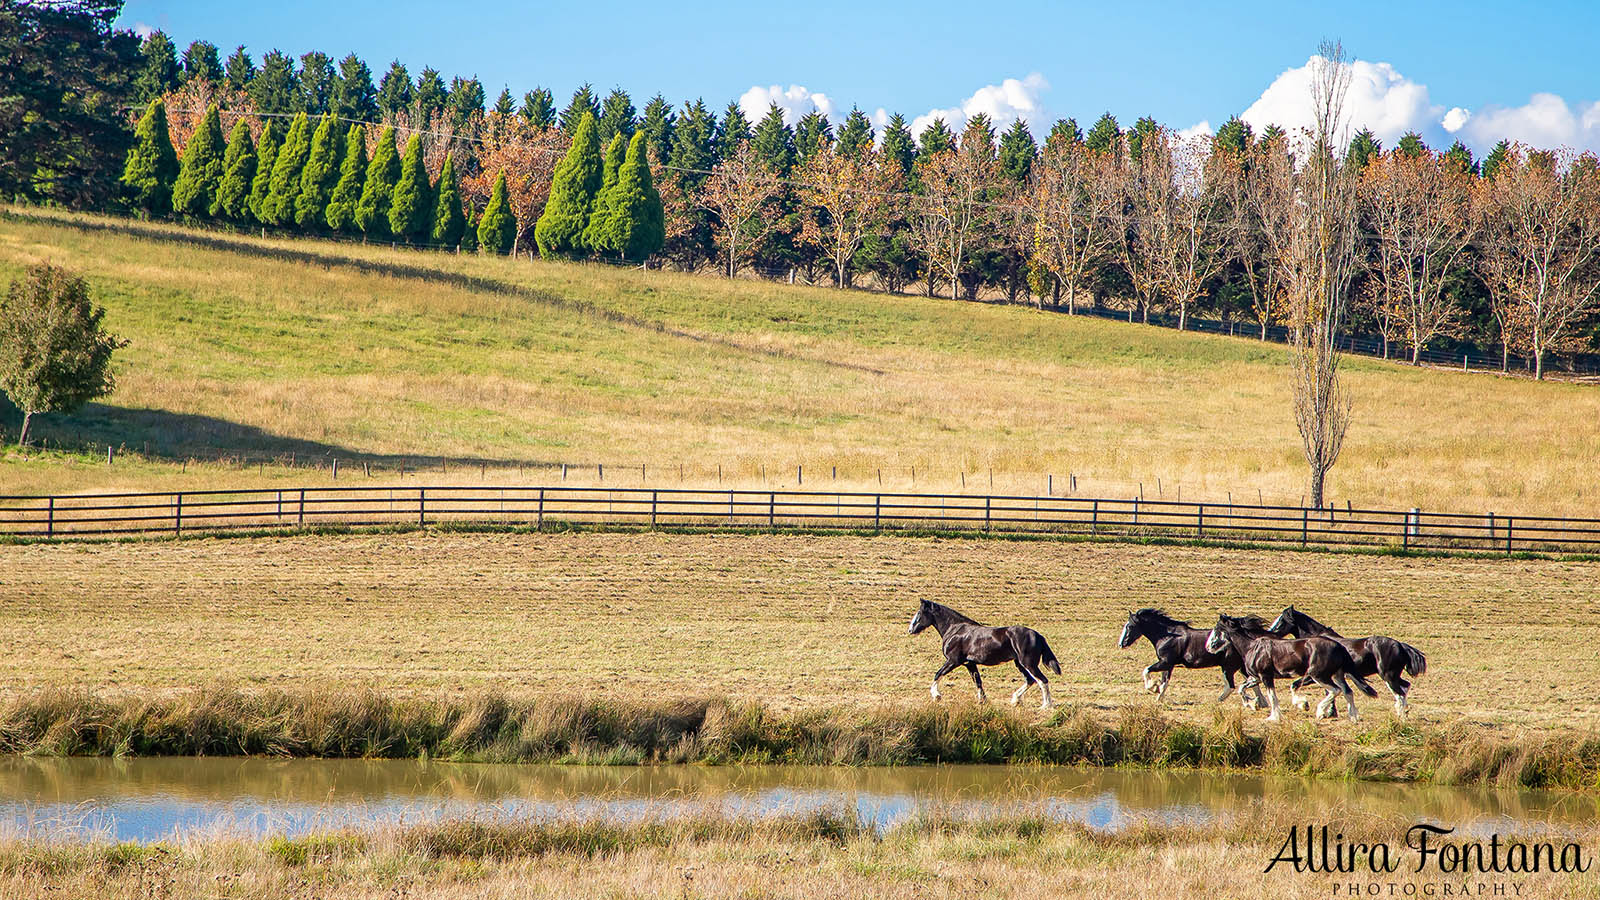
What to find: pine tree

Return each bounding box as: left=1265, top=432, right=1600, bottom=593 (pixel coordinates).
left=224, top=46, right=254, bottom=91
left=247, top=120, right=282, bottom=221
left=180, top=41, right=222, bottom=85
left=1347, top=129, right=1381, bottom=171
left=295, top=114, right=343, bottom=228
left=998, top=119, right=1037, bottom=184
left=1047, top=118, right=1083, bottom=148
left=332, top=54, right=378, bottom=121
left=459, top=204, right=479, bottom=252
left=751, top=103, right=794, bottom=172
left=388, top=133, right=430, bottom=240
left=520, top=88, right=555, bottom=128
left=211, top=119, right=256, bottom=220
left=917, top=119, right=954, bottom=157
left=1127, top=116, right=1158, bottom=161
left=880, top=114, right=915, bottom=177
left=493, top=88, right=516, bottom=118
left=1084, top=112, right=1121, bottom=153
left=261, top=111, right=310, bottom=226
left=430, top=152, right=465, bottom=246
left=170, top=104, right=226, bottom=217
left=639, top=95, right=675, bottom=163
left=1443, top=140, right=1478, bottom=176
left=413, top=68, right=449, bottom=122
left=299, top=52, right=335, bottom=115
left=1482, top=140, right=1511, bottom=180
left=1212, top=116, right=1252, bottom=156
left=599, top=132, right=664, bottom=260
left=324, top=125, right=366, bottom=232
left=251, top=51, right=299, bottom=115
left=476, top=171, right=516, bottom=254
left=559, top=84, right=599, bottom=132
left=121, top=99, right=179, bottom=216
left=377, top=62, right=412, bottom=119
left=355, top=126, right=400, bottom=237
left=794, top=111, right=832, bottom=165
left=598, top=88, right=637, bottom=143
left=134, top=31, right=179, bottom=102
left=1396, top=131, right=1428, bottom=158
left=583, top=134, right=627, bottom=253
left=836, top=109, right=873, bottom=160
left=670, top=100, right=715, bottom=182
left=448, top=76, right=485, bottom=129
left=535, top=111, right=603, bottom=257
left=716, top=101, right=751, bottom=160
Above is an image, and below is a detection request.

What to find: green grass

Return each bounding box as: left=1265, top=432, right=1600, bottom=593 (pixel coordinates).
left=1, top=207, right=1597, bottom=518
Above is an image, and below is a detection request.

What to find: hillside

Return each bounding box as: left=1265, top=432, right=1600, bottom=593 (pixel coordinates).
left=1, top=207, right=1596, bottom=517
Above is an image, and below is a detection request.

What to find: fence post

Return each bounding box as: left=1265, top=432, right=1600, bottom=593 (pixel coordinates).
left=277, top=490, right=282, bottom=521
left=875, top=494, right=882, bottom=530
left=651, top=490, right=658, bottom=528
left=1301, top=508, right=1308, bottom=546
left=47, top=497, right=54, bottom=539
left=1505, top=516, right=1513, bottom=554
left=985, top=495, right=991, bottom=532
left=175, top=492, right=183, bottom=536
left=418, top=488, right=425, bottom=526
left=769, top=491, right=775, bottom=527
left=1488, top=512, right=1495, bottom=549
left=298, top=489, right=305, bottom=527
left=1197, top=504, right=1204, bottom=539
left=537, top=488, right=545, bottom=529
left=1132, top=497, right=1140, bottom=526
left=1090, top=499, right=1098, bottom=535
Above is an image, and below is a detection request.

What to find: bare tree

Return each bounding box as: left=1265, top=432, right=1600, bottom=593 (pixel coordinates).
left=699, top=142, right=781, bottom=278
left=1360, top=149, right=1474, bottom=363
left=1110, top=135, right=1162, bottom=323
left=910, top=140, right=996, bottom=300
left=1219, top=134, right=1293, bottom=339
left=1280, top=40, right=1361, bottom=509
left=466, top=116, right=566, bottom=258
left=1131, top=131, right=1229, bottom=330
left=1026, top=137, right=1120, bottom=312
left=1474, top=147, right=1600, bottom=379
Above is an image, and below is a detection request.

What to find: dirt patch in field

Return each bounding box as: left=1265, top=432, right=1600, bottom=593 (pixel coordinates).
left=1, top=532, right=1596, bottom=729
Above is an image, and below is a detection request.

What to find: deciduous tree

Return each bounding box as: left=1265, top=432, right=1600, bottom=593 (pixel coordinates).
left=0, top=264, right=126, bottom=448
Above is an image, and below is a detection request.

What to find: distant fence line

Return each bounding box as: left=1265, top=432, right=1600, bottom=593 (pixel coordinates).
left=2, top=485, right=1596, bottom=555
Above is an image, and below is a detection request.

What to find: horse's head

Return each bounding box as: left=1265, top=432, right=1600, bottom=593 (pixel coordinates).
left=1206, top=614, right=1241, bottom=654
left=1120, top=608, right=1156, bottom=648
left=908, top=600, right=935, bottom=635
left=1269, top=605, right=1297, bottom=636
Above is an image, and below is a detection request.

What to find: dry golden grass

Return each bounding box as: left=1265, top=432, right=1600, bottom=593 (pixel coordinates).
left=1, top=209, right=1597, bottom=518
left=3, top=531, right=1598, bottom=733
left=1, top=805, right=1595, bottom=899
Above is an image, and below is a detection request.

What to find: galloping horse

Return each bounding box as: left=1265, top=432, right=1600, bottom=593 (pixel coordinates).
left=1118, top=608, right=1266, bottom=708
left=908, top=599, right=1062, bottom=708
left=1269, top=605, right=1427, bottom=718
left=1206, top=614, right=1378, bottom=722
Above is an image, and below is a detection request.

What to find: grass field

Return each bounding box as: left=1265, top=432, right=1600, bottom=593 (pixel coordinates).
left=4, top=804, right=1597, bottom=900
left=3, top=530, right=1597, bottom=735
left=2, top=208, right=1598, bottom=518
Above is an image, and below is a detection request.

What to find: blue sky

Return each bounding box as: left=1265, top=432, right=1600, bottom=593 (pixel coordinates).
left=118, top=0, right=1600, bottom=152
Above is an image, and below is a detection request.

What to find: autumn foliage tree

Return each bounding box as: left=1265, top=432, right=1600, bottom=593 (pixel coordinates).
left=700, top=142, right=780, bottom=278
left=798, top=143, right=892, bottom=286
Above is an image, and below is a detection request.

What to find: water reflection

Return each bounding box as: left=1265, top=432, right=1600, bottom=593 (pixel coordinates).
left=1, top=757, right=1593, bottom=843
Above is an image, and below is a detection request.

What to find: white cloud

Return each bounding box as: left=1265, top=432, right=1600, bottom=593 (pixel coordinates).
left=1239, top=55, right=1440, bottom=148
left=909, top=73, right=1049, bottom=137
left=1441, top=107, right=1470, bottom=133
left=133, top=21, right=156, bottom=38
left=1448, top=94, right=1600, bottom=153
left=738, top=85, right=837, bottom=126
left=1177, top=120, right=1213, bottom=142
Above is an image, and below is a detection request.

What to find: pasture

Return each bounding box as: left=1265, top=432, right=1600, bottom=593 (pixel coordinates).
left=2, top=209, right=1599, bottom=520
left=3, top=530, right=1596, bottom=733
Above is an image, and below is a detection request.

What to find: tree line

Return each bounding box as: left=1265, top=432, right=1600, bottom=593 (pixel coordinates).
left=6, top=3, right=1599, bottom=379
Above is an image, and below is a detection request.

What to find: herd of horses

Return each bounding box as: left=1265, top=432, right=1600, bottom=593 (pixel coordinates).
left=908, top=599, right=1426, bottom=722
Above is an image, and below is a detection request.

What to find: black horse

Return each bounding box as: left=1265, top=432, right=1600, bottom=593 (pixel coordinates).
left=1206, top=614, right=1378, bottom=722
left=1269, top=605, right=1427, bottom=718
left=908, top=599, right=1062, bottom=708
left=1118, top=608, right=1265, bottom=708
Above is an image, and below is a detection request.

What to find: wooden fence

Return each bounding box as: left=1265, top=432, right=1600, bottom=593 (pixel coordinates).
left=3, top=485, right=1599, bottom=554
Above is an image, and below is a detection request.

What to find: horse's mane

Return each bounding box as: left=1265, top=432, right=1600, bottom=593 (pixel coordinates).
left=1284, top=606, right=1336, bottom=635
left=1224, top=614, right=1276, bottom=635
left=1133, top=607, right=1190, bottom=628
left=925, top=600, right=980, bottom=626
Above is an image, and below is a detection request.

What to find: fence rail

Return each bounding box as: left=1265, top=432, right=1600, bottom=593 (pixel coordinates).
left=2, top=485, right=1598, bottom=554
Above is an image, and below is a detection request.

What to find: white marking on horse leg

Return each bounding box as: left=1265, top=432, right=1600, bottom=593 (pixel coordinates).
left=1266, top=688, right=1281, bottom=723
left=1394, top=693, right=1407, bottom=718
left=930, top=679, right=942, bottom=701
left=1346, top=687, right=1360, bottom=722
left=1010, top=682, right=1029, bottom=706
left=1038, top=682, right=1054, bottom=709
left=1142, top=665, right=1155, bottom=692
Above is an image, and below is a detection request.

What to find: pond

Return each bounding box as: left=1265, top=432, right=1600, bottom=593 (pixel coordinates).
left=2, top=756, right=1593, bottom=843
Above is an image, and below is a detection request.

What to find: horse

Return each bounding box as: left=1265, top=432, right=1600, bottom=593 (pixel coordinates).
left=1269, top=605, right=1427, bottom=718
left=908, top=599, right=1062, bottom=708
left=1118, top=608, right=1266, bottom=709
left=1206, top=614, right=1378, bottom=722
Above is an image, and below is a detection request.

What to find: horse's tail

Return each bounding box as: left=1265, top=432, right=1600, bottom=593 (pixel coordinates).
left=1037, top=633, right=1062, bottom=675
left=1401, top=642, right=1427, bottom=677
left=1330, top=641, right=1379, bottom=696
left=1351, top=675, right=1379, bottom=697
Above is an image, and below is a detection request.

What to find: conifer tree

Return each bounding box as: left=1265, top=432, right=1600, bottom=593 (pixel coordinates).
left=251, top=51, right=298, bottom=114
left=751, top=104, right=795, bottom=174
left=448, top=76, right=485, bottom=129
left=430, top=152, right=465, bottom=246
left=998, top=119, right=1037, bottom=184
left=639, top=95, right=676, bottom=163
left=121, top=99, right=179, bottom=216
left=520, top=88, right=555, bottom=128
left=559, top=84, right=599, bottom=132
left=836, top=109, right=874, bottom=160
left=180, top=41, right=222, bottom=85
left=582, top=134, right=627, bottom=252
left=388, top=133, right=430, bottom=240
left=493, top=88, right=516, bottom=118
left=794, top=111, right=833, bottom=164
left=299, top=52, right=335, bottom=115
left=212, top=119, right=256, bottom=220
left=535, top=111, right=603, bottom=257
left=295, top=115, right=343, bottom=229
left=477, top=171, right=516, bottom=255
left=355, top=126, right=400, bottom=237
left=598, top=88, right=637, bottom=143
left=224, top=46, right=254, bottom=91
left=324, top=125, right=366, bottom=232
left=170, top=104, right=226, bottom=216
left=262, top=111, right=310, bottom=226
left=1347, top=129, right=1381, bottom=172
left=247, top=120, right=282, bottom=222
left=134, top=31, right=179, bottom=102
left=377, top=62, right=412, bottom=119
left=716, top=101, right=751, bottom=160
left=332, top=54, right=378, bottom=121
left=599, top=132, right=664, bottom=260
left=879, top=114, right=915, bottom=177
left=1482, top=140, right=1512, bottom=179
left=1084, top=112, right=1121, bottom=153
left=413, top=68, right=449, bottom=122
left=459, top=205, right=479, bottom=252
